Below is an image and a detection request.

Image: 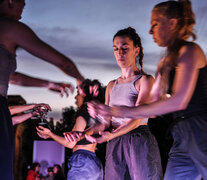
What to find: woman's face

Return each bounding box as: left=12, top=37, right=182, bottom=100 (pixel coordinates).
left=53, top=166, right=58, bottom=174
left=113, top=36, right=139, bottom=69
left=149, top=10, right=172, bottom=47
left=35, top=165, right=40, bottom=172
left=75, top=89, right=85, bottom=108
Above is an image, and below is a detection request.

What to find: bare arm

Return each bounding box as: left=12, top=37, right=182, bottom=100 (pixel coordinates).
left=9, top=21, right=84, bottom=82
left=9, top=103, right=51, bottom=115
left=37, top=116, right=86, bottom=149
left=12, top=112, right=33, bottom=125
left=110, top=43, right=207, bottom=119
left=37, top=127, right=71, bottom=148
left=9, top=72, right=74, bottom=97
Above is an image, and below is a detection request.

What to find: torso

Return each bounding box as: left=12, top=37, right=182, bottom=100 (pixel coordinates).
left=73, top=108, right=97, bottom=153
left=0, top=17, right=19, bottom=97
left=109, top=74, right=146, bottom=127
left=0, top=46, right=17, bottom=97
left=0, top=17, right=18, bottom=54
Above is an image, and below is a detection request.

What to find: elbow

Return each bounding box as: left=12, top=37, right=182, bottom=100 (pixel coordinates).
left=65, top=142, right=75, bottom=149
left=175, top=100, right=189, bottom=111
left=170, top=93, right=190, bottom=112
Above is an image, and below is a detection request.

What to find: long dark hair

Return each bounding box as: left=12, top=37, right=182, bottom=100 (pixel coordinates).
left=153, top=0, right=196, bottom=94
left=78, top=79, right=105, bottom=104
left=113, top=27, right=144, bottom=73
left=53, top=164, right=65, bottom=180
left=30, top=162, right=40, bottom=172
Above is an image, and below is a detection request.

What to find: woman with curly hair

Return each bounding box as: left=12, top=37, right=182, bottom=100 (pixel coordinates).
left=37, top=79, right=105, bottom=180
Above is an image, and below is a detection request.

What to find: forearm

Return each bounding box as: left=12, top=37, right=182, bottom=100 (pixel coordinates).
left=48, top=131, right=76, bottom=149
left=12, top=112, right=33, bottom=125
left=112, top=97, right=182, bottom=119
left=56, top=57, right=84, bottom=82
left=10, top=72, right=49, bottom=87
left=84, top=123, right=109, bottom=135
left=9, top=104, right=35, bottom=115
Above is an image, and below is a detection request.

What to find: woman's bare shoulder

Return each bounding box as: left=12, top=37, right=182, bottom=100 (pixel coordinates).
left=179, top=41, right=206, bottom=68
left=107, top=79, right=116, bottom=87
left=140, top=74, right=155, bottom=83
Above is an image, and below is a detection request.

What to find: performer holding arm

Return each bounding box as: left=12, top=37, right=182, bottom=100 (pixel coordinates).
left=37, top=79, right=104, bottom=180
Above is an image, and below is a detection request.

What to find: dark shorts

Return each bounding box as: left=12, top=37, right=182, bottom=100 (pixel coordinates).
left=0, top=95, right=14, bottom=180
left=164, top=114, right=207, bottom=180
left=67, top=149, right=103, bottom=180
left=105, top=125, right=163, bottom=180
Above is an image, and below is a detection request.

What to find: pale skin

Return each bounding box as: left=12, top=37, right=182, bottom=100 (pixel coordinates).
left=10, top=103, right=51, bottom=125
left=87, top=11, right=207, bottom=122
left=86, top=36, right=154, bottom=143
left=0, top=0, right=84, bottom=97
left=37, top=89, right=97, bottom=152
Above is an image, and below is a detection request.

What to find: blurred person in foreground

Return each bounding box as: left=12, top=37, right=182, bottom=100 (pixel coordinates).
left=0, top=0, right=84, bottom=179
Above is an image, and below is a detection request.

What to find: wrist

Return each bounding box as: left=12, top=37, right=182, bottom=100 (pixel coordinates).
left=48, top=131, right=53, bottom=138
left=46, top=81, right=53, bottom=89
left=108, top=132, right=114, bottom=141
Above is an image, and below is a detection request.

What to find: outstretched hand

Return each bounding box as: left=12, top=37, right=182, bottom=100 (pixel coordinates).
left=47, top=82, right=74, bottom=97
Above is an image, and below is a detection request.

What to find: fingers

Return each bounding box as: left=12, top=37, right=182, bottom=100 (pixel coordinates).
left=93, top=85, right=99, bottom=97
left=63, top=131, right=83, bottom=142
left=87, top=101, right=111, bottom=125
left=85, top=134, right=97, bottom=143
left=40, top=104, right=51, bottom=111
left=37, top=132, right=49, bottom=139
left=36, top=126, right=50, bottom=135
left=87, top=102, right=98, bottom=118
left=36, top=126, right=49, bottom=139
left=35, top=104, right=51, bottom=112
left=65, top=132, right=76, bottom=142
left=48, top=82, right=75, bottom=97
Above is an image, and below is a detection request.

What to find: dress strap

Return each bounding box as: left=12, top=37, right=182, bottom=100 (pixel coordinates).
left=132, top=74, right=143, bottom=84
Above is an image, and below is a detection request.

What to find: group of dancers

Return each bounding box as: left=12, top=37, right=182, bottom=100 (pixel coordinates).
left=0, top=0, right=207, bottom=180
